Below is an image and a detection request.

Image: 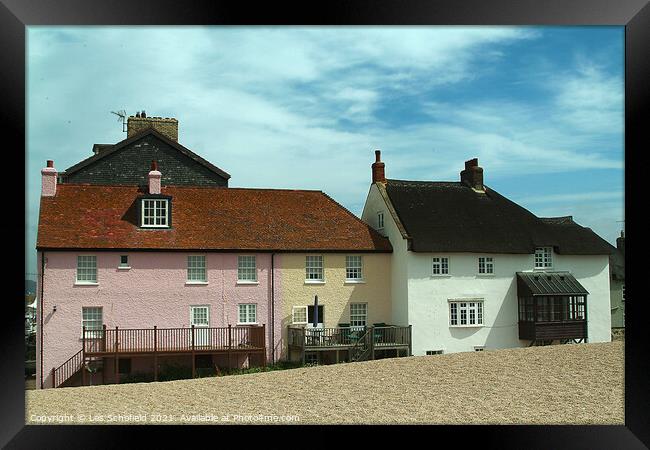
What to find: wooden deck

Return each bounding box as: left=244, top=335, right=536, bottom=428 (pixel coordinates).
left=52, top=324, right=266, bottom=388
left=288, top=325, right=412, bottom=363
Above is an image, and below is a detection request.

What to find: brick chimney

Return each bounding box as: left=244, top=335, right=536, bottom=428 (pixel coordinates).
left=148, top=160, right=162, bottom=194
left=41, top=160, right=57, bottom=197
left=127, top=111, right=178, bottom=141
left=460, top=158, right=484, bottom=192
left=372, top=150, right=386, bottom=184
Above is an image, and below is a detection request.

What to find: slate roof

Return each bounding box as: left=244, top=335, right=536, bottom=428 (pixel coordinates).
left=37, top=184, right=392, bottom=252
left=59, top=128, right=231, bottom=181
left=516, top=272, right=589, bottom=296
left=384, top=179, right=615, bottom=255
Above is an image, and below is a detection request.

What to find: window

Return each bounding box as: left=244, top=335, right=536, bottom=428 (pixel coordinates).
left=292, top=306, right=308, bottom=324
left=350, top=303, right=367, bottom=328
left=119, top=255, right=129, bottom=268
left=346, top=256, right=363, bottom=281
left=474, top=346, right=485, bottom=352
left=77, top=256, right=97, bottom=283
left=238, top=255, right=257, bottom=282
left=187, top=255, right=207, bottom=282
left=449, top=300, right=484, bottom=326
left=238, top=304, right=257, bottom=324
left=432, top=257, right=449, bottom=275
left=82, top=306, right=102, bottom=338
left=305, top=255, right=324, bottom=281
left=426, top=350, right=443, bottom=355
left=478, top=257, right=494, bottom=274
left=534, top=247, right=553, bottom=269
left=141, top=198, right=169, bottom=227
left=190, top=305, right=209, bottom=326
left=377, top=212, right=384, bottom=229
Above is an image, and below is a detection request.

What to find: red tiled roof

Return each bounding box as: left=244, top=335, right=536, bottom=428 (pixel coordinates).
left=37, top=184, right=392, bottom=252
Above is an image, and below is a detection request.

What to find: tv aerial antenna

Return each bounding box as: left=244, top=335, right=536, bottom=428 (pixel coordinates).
left=110, top=109, right=127, bottom=132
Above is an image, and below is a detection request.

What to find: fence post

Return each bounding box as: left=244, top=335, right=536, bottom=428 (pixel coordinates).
left=228, top=324, right=232, bottom=370
left=102, top=324, right=107, bottom=352
left=51, top=367, right=56, bottom=388
left=191, top=325, right=196, bottom=378
left=261, top=324, right=267, bottom=368
left=408, top=325, right=413, bottom=356
left=114, top=326, right=119, bottom=384
left=369, top=326, right=375, bottom=360
left=153, top=326, right=158, bottom=382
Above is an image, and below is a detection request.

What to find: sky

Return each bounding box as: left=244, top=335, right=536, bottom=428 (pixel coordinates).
left=25, top=26, right=625, bottom=279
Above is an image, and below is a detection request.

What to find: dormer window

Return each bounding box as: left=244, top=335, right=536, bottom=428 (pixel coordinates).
left=139, top=196, right=171, bottom=228
left=534, top=247, right=553, bottom=270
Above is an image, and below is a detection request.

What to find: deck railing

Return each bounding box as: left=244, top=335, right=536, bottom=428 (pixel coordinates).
left=83, top=324, right=266, bottom=355
left=288, top=326, right=411, bottom=349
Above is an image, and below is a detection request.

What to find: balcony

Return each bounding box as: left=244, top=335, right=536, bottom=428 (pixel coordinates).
left=287, top=325, right=412, bottom=363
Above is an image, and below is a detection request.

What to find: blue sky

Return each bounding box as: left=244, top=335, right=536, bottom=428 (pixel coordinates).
left=26, top=26, right=624, bottom=278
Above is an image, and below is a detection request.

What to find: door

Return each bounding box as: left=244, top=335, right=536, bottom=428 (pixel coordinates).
left=190, top=306, right=210, bottom=347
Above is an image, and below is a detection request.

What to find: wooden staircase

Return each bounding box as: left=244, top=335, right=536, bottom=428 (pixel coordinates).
left=349, top=329, right=373, bottom=362
left=51, top=349, right=84, bottom=388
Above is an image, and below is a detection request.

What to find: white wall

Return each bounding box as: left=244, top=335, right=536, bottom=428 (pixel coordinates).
left=361, top=184, right=409, bottom=326
left=407, top=252, right=528, bottom=355
left=406, top=251, right=612, bottom=355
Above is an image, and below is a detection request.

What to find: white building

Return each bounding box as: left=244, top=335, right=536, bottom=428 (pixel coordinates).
left=362, top=152, right=614, bottom=355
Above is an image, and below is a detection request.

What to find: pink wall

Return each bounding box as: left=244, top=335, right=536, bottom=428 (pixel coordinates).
left=37, top=251, right=282, bottom=388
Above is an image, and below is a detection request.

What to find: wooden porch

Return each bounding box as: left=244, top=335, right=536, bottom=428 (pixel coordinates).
left=287, top=325, right=412, bottom=364
left=52, top=324, right=266, bottom=388
left=517, top=272, right=589, bottom=344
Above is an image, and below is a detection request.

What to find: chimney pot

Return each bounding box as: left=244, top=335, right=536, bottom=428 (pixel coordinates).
left=375, top=150, right=381, bottom=162
left=151, top=160, right=158, bottom=171
left=46, top=160, right=54, bottom=168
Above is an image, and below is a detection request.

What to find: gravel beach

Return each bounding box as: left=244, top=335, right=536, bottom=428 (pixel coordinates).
left=26, top=341, right=624, bottom=425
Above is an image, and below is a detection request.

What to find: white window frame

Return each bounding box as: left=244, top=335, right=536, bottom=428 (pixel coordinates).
left=478, top=256, right=494, bottom=275
left=345, top=255, right=364, bottom=281
left=187, top=255, right=207, bottom=283
left=82, top=306, right=103, bottom=338
left=305, top=255, right=324, bottom=282
left=238, top=303, right=257, bottom=325
left=449, top=299, right=484, bottom=327
left=534, top=247, right=553, bottom=270
left=237, top=255, right=258, bottom=283
left=76, top=255, right=98, bottom=284
left=350, top=303, right=368, bottom=329
left=118, top=255, right=130, bottom=269
left=141, top=198, right=169, bottom=228
left=292, top=306, right=308, bottom=325
left=377, top=211, right=385, bottom=229
left=190, top=305, right=210, bottom=327
left=432, top=256, right=450, bottom=276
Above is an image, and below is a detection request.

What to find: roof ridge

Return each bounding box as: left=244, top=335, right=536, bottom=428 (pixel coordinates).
left=56, top=183, right=323, bottom=193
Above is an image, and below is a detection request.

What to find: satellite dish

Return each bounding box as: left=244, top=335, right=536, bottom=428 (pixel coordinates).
left=110, top=110, right=128, bottom=132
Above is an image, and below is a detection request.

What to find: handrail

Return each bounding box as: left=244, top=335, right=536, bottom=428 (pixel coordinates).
left=52, top=349, right=83, bottom=388
left=83, top=325, right=266, bottom=354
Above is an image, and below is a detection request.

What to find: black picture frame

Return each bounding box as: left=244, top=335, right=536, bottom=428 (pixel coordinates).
left=3, top=0, right=644, bottom=447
